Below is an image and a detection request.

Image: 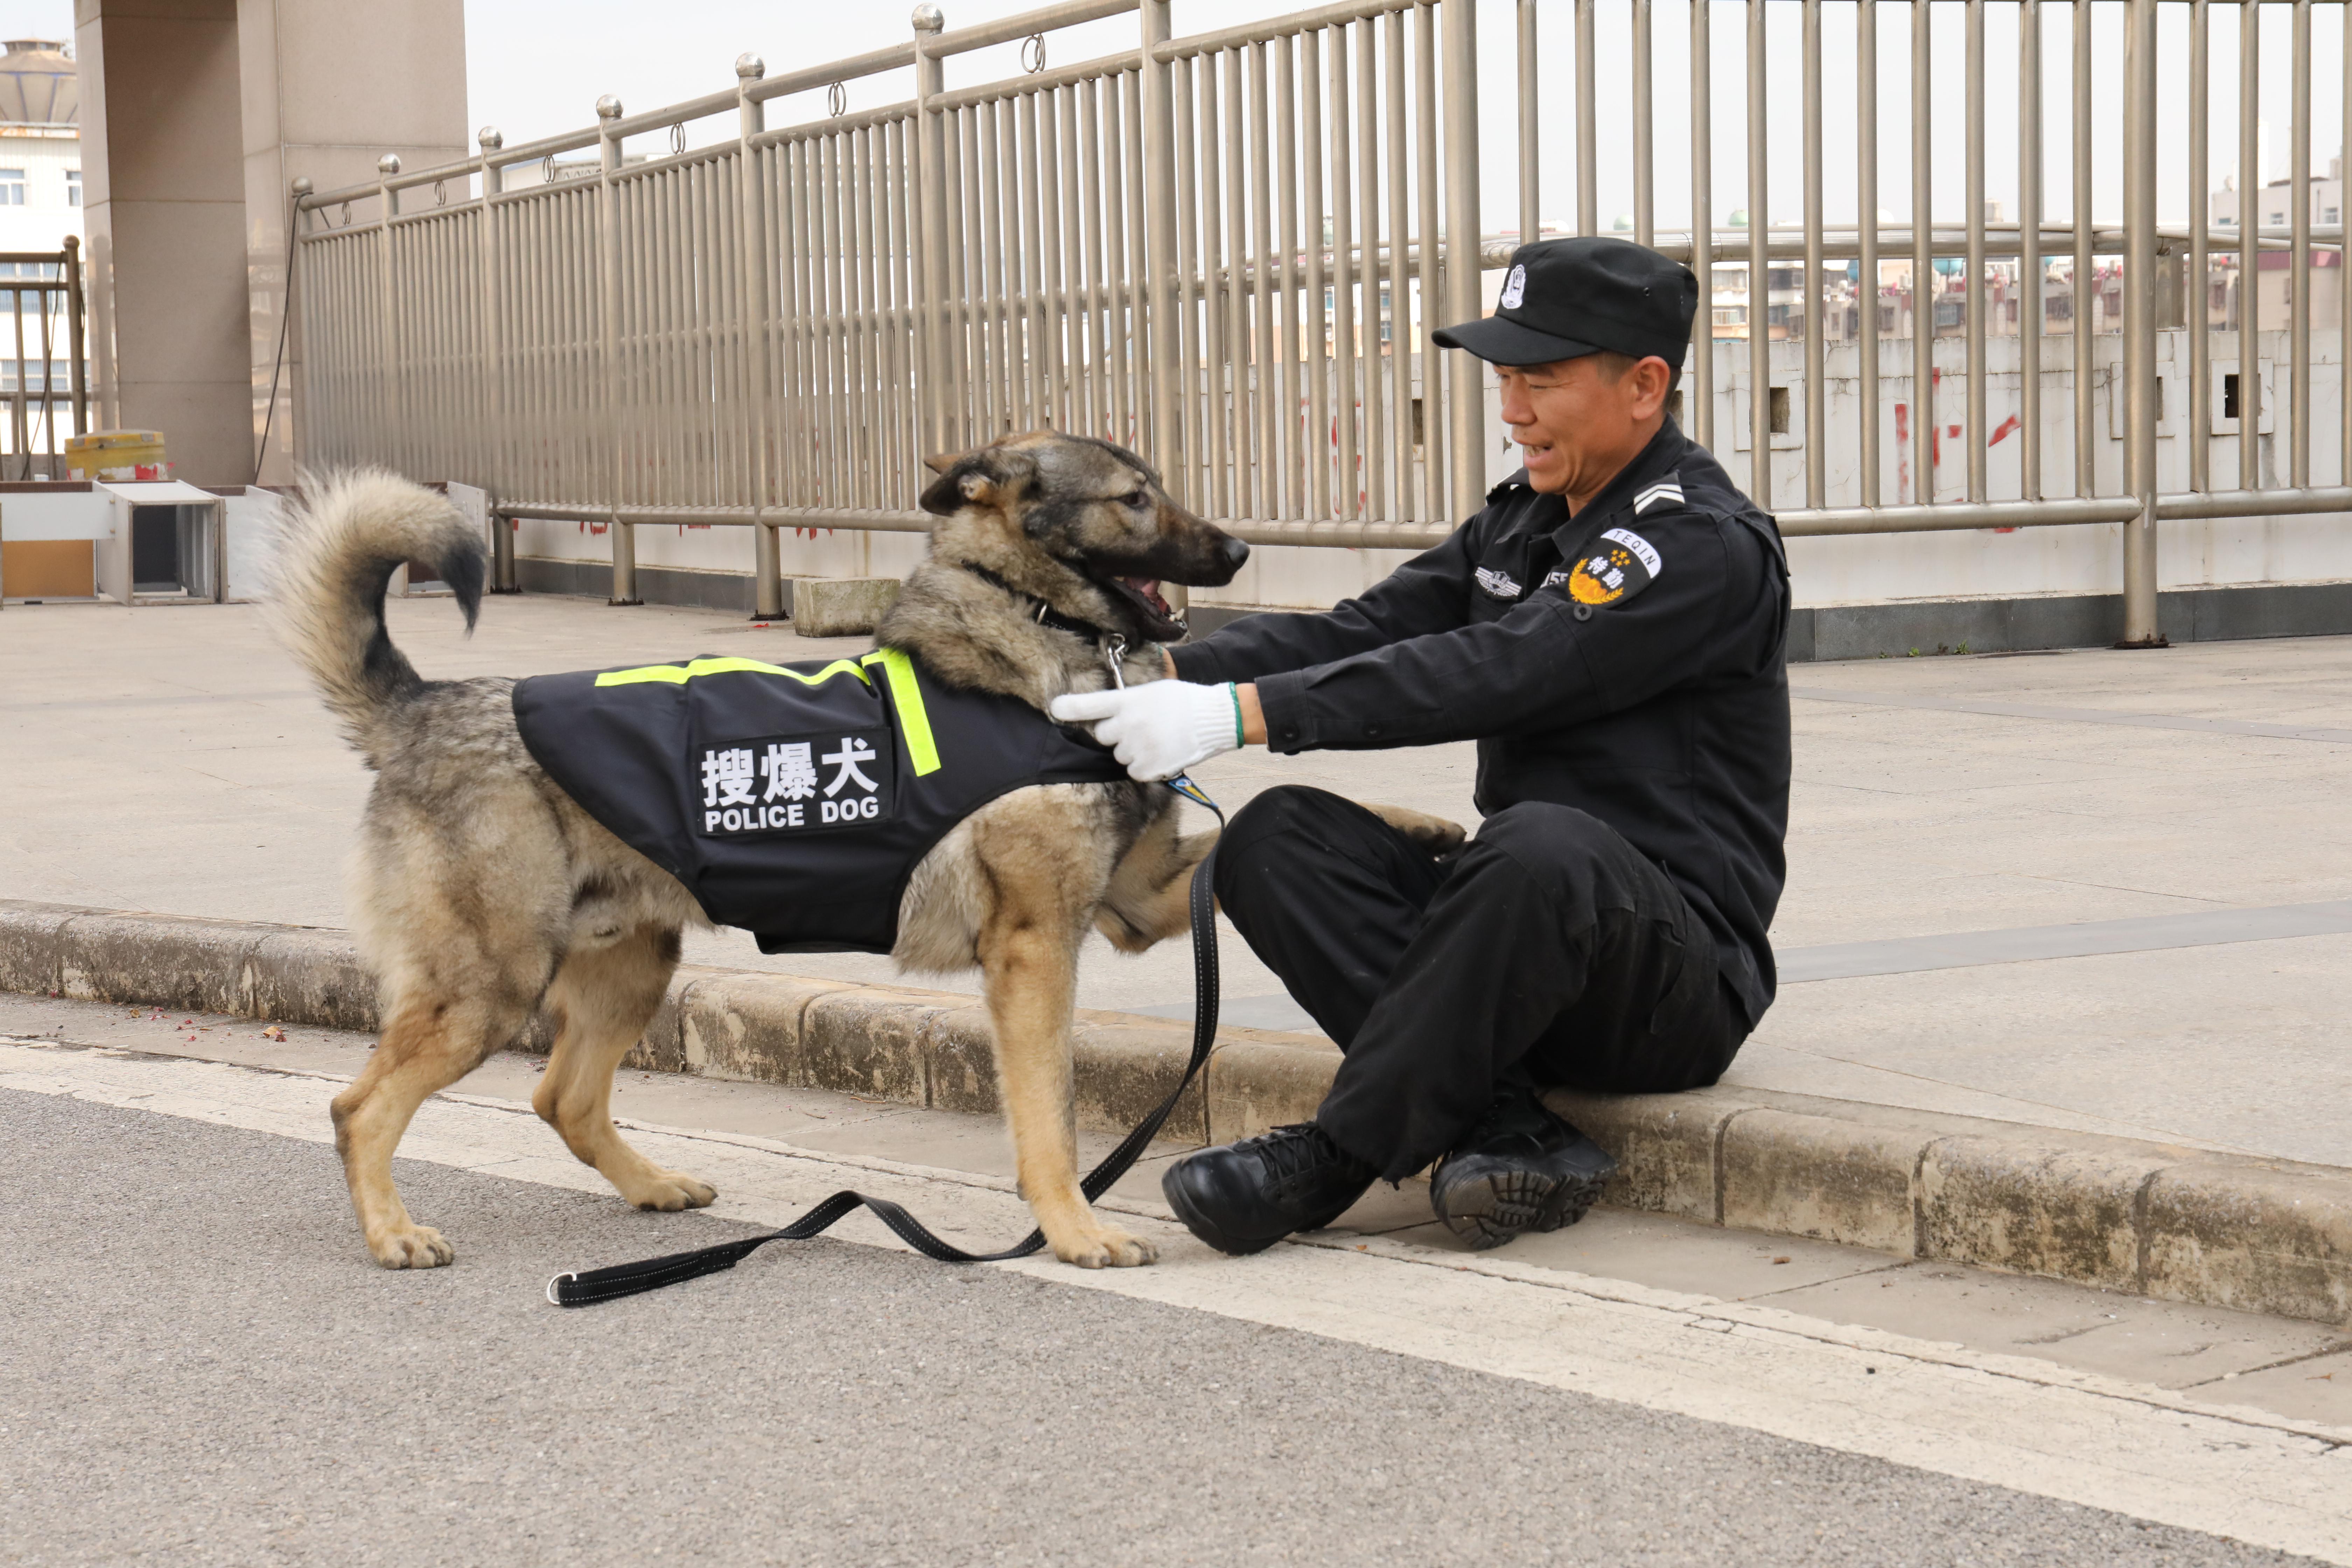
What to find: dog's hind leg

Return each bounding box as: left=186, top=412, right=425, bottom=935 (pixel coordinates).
left=331, top=984, right=534, bottom=1268
left=531, top=925, right=715, bottom=1212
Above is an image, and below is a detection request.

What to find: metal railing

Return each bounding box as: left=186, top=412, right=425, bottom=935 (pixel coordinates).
left=0, top=239, right=88, bottom=478
left=294, top=1, right=2352, bottom=642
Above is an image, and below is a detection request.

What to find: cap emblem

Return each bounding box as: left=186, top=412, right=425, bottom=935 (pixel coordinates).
left=1498, top=264, right=1527, bottom=310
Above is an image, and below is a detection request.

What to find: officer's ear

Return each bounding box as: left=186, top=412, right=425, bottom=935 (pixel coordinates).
left=919, top=447, right=1040, bottom=516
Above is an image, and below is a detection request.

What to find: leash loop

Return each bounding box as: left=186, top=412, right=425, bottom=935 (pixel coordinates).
left=547, top=782, right=1224, bottom=1307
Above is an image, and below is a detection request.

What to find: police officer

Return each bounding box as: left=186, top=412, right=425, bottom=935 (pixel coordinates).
left=1052, top=236, right=1791, bottom=1255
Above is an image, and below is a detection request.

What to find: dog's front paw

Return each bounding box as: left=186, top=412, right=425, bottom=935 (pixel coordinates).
left=1056, top=1226, right=1158, bottom=1269
left=628, top=1170, right=718, bottom=1211
left=370, top=1223, right=454, bottom=1269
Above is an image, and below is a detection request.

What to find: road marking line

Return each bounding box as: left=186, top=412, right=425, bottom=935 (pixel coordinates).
left=5, top=1037, right=2347, bottom=1564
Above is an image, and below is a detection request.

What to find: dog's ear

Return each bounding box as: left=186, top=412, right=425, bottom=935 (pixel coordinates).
left=918, top=448, right=1039, bottom=517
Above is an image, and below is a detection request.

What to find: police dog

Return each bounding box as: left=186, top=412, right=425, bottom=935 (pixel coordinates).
left=275, top=436, right=1462, bottom=1273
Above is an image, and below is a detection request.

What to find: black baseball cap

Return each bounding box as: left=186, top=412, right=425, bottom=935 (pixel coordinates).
left=1431, top=236, right=1697, bottom=368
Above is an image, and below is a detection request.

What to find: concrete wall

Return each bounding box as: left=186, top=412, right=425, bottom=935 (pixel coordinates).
left=72, top=0, right=465, bottom=487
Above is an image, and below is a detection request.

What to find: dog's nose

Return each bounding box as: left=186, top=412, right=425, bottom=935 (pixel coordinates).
left=1218, top=536, right=1251, bottom=572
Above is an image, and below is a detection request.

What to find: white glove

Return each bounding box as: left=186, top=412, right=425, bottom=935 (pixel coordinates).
left=1050, top=681, right=1243, bottom=782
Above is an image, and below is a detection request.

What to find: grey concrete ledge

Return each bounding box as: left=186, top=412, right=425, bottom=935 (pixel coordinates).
left=6, top=897, right=2345, bottom=1326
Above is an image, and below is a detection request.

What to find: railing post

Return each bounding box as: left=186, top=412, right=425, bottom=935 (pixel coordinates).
left=61, top=232, right=85, bottom=440
left=596, top=94, right=639, bottom=605
left=477, top=129, right=517, bottom=593
left=736, top=54, right=784, bottom=621
left=1138, top=0, right=1186, bottom=610
left=377, top=155, right=400, bottom=484
left=913, top=4, right=951, bottom=460
left=1745, top=0, right=1769, bottom=506
left=1441, top=0, right=1484, bottom=524
left=2120, top=0, right=2162, bottom=646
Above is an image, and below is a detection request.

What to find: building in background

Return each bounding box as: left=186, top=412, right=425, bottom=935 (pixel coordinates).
left=2210, top=160, right=2347, bottom=333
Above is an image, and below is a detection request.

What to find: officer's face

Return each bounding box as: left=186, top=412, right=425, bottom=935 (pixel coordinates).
left=1496, top=355, right=1671, bottom=503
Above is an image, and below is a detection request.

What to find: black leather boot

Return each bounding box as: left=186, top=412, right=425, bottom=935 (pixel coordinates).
left=1428, top=1086, right=1619, bottom=1250
left=1160, top=1123, right=1379, bottom=1256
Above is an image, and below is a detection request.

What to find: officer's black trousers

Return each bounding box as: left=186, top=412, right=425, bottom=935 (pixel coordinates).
left=1213, top=785, right=1751, bottom=1181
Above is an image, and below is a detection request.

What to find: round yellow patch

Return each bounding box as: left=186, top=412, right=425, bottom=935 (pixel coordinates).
left=1567, top=545, right=1637, bottom=606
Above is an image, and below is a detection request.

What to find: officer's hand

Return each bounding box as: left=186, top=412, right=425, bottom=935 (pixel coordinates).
left=1050, top=681, right=1244, bottom=782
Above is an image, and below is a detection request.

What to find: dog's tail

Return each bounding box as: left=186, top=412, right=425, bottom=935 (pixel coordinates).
left=270, top=468, right=485, bottom=764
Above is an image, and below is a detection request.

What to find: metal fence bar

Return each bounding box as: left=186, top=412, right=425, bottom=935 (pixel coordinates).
left=1303, top=27, right=1331, bottom=520
left=1688, top=0, right=1713, bottom=448
left=1576, top=0, right=1596, bottom=238
left=1633, top=0, right=1654, bottom=249
left=1858, top=0, right=1880, bottom=507
left=1441, top=0, right=1480, bottom=523
left=2187, top=0, right=2208, bottom=496
left=1517, top=0, right=1537, bottom=246
left=1911, top=0, right=1932, bottom=505
left=2122, top=0, right=2160, bottom=645
left=2292, top=0, right=2313, bottom=487
left=595, top=102, right=637, bottom=603
left=1330, top=24, right=1357, bottom=518
left=1384, top=11, right=1412, bottom=522
left=1965, top=0, right=1987, bottom=504
left=1276, top=36, right=1304, bottom=517
left=1802, top=0, right=1825, bottom=510
left=1253, top=39, right=1281, bottom=516
left=2020, top=0, right=2043, bottom=503
left=1356, top=16, right=1385, bottom=522
left=2075, top=0, right=2095, bottom=496
left=1748, top=0, right=1770, bottom=504
left=1414, top=3, right=1444, bottom=519
left=2239, top=0, right=2260, bottom=491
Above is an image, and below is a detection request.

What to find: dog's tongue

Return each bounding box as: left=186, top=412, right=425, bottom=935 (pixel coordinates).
left=1121, top=576, right=1171, bottom=617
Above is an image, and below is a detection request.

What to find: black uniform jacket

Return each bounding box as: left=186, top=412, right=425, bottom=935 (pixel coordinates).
left=1171, top=418, right=1792, bottom=1024
left=513, top=648, right=1129, bottom=955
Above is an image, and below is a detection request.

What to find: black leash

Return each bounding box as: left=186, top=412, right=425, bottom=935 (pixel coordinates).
left=546, top=776, right=1223, bottom=1307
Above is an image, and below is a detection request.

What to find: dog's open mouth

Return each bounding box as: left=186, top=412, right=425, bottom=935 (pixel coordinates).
left=1099, top=573, right=1188, bottom=638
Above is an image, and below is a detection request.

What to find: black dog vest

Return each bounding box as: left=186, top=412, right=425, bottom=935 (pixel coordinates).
left=512, top=648, right=1129, bottom=954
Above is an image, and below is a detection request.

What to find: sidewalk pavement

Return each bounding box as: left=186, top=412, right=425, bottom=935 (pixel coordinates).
left=5, top=591, right=2351, bottom=1177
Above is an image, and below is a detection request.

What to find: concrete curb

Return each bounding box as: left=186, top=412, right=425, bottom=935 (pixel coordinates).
left=6, top=897, right=2346, bottom=1326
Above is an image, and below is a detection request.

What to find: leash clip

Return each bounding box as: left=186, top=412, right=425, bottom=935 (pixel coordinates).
left=1102, top=634, right=1129, bottom=690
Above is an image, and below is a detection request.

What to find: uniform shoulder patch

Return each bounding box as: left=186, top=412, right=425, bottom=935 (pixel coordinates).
left=1555, top=526, right=1662, bottom=608
left=1632, top=478, right=1686, bottom=516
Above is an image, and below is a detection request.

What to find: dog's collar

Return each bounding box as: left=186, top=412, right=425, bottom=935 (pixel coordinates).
left=957, top=562, right=1119, bottom=644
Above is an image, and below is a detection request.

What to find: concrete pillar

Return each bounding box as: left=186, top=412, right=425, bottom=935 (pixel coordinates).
left=72, top=0, right=464, bottom=486
left=240, top=0, right=466, bottom=485
left=75, top=0, right=248, bottom=483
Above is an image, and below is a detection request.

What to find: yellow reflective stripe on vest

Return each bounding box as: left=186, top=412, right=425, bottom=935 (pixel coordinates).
left=593, top=656, right=872, bottom=688
left=862, top=647, right=941, bottom=776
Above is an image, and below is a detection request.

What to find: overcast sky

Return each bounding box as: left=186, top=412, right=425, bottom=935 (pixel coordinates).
left=1, top=0, right=2333, bottom=234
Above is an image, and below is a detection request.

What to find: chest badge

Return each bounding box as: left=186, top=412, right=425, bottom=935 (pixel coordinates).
left=1563, top=527, right=1663, bottom=608
left=1474, top=565, right=1524, bottom=600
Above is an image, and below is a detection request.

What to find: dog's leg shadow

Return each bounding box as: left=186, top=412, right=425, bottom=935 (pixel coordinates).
left=531, top=925, right=718, bottom=1214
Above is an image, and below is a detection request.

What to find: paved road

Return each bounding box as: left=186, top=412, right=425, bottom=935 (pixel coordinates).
left=2, top=1081, right=2332, bottom=1567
